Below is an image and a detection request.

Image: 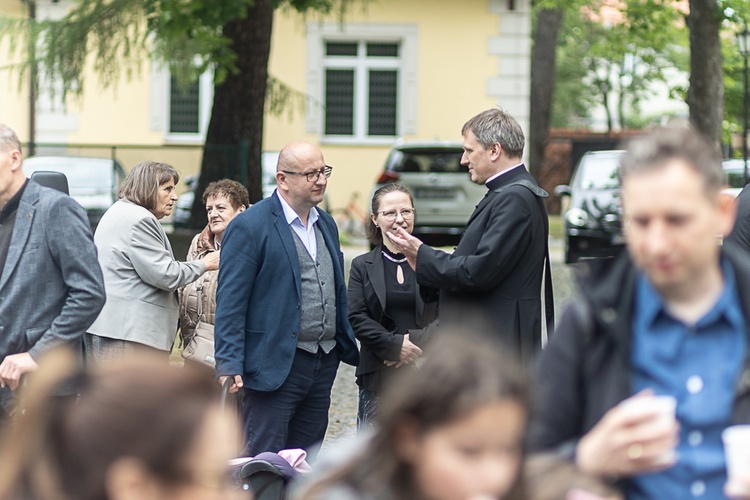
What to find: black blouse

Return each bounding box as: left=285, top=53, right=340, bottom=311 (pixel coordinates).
left=358, top=247, right=420, bottom=392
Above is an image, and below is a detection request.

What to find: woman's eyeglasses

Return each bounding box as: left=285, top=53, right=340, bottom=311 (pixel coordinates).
left=378, top=208, right=416, bottom=221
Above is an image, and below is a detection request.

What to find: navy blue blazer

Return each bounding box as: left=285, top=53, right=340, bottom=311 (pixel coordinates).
left=214, top=192, right=359, bottom=391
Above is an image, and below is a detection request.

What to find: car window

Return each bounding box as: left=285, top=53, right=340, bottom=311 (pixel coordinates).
left=24, top=160, right=114, bottom=192
left=576, top=156, right=621, bottom=190
left=390, top=148, right=466, bottom=173
left=723, top=161, right=749, bottom=189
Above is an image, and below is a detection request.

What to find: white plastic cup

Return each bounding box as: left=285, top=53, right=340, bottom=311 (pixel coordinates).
left=619, top=395, right=677, bottom=423
left=723, top=425, right=750, bottom=495
left=618, top=395, right=678, bottom=463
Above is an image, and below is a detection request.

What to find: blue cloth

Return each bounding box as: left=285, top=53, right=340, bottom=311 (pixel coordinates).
left=214, top=193, right=358, bottom=391
left=240, top=348, right=339, bottom=458
left=630, top=260, right=746, bottom=500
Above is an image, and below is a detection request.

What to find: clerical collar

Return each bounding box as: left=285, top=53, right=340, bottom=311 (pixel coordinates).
left=485, top=163, right=524, bottom=189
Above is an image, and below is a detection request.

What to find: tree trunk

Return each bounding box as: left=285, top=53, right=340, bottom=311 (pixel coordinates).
left=686, top=0, right=723, bottom=146
left=617, top=61, right=626, bottom=130
left=529, top=7, right=564, bottom=178
left=188, top=0, right=274, bottom=228
left=599, top=79, right=613, bottom=133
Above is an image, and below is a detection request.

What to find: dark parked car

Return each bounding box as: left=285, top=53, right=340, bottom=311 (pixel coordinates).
left=555, top=150, right=625, bottom=264
left=22, top=156, right=126, bottom=228
left=374, top=142, right=486, bottom=246
left=722, top=158, right=750, bottom=199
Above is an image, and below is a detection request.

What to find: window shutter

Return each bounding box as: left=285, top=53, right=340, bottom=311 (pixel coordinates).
left=169, top=77, right=200, bottom=134
left=368, top=70, right=398, bottom=136
left=324, top=69, right=355, bottom=135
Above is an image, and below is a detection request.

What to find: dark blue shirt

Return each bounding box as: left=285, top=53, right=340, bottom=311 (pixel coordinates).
left=630, top=260, right=746, bottom=500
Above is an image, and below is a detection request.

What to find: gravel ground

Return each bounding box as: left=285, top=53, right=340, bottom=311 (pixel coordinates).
left=322, top=239, right=581, bottom=451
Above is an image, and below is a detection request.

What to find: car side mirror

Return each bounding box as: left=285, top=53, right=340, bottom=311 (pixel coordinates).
left=554, top=185, right=572, bottom=197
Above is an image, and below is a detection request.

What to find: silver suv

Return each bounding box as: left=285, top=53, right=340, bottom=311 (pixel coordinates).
left=374, top=142, right=486, bottom=245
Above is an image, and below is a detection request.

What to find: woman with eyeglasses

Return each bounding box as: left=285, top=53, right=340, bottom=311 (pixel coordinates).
left=347, top=183, right=438, bottom=431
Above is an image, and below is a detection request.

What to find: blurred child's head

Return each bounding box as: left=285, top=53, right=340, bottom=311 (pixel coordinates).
left=0, top=348, right=244, bottom=500
left=377, top=332, right=530, bottom=500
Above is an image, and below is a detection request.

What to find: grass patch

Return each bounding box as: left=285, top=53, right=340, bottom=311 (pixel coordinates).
left=548, top=215, right=563, bottom=240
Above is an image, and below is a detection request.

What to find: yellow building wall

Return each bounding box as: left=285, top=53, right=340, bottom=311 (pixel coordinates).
left=0, top=0, right=31, bottom=144
left=1, top=0, right=503, bottom=207
left=266, top=0, right=499, bottom=211
left=67, top=61, right=162, bottom=146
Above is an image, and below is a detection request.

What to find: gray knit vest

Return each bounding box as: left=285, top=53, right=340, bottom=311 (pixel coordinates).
left=291, top=224, right=337, bottom=354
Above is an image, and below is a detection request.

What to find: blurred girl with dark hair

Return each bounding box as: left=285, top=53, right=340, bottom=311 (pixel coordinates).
left=296, top=333, right=529, bottom=500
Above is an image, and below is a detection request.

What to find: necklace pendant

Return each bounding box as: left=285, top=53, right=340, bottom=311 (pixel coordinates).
left=396, top=264, right=405, bottom=285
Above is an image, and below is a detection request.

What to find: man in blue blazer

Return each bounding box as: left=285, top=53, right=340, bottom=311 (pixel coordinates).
left=215, top=141, right=358, bottom=457
left=0, top=124, right=105, bottom=416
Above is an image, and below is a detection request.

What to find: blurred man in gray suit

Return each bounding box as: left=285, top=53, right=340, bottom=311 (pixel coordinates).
left=0, top=124, right=105, bottom=416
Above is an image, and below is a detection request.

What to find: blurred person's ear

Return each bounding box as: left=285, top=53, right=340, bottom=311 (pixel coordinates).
left=105, top=457, right=162, bottom=500
left=393, top=416, right=422, bottom=463
left=718, top=191, right=738, bottom=238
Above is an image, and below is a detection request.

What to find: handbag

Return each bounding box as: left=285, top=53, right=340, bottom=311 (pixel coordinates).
left=181, top=280, right=216, bottom=367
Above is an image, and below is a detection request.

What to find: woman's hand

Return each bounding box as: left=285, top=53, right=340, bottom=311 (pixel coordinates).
left=200, top=252, right=220, bottom=271
left=384, top=333, right=423, bottom=368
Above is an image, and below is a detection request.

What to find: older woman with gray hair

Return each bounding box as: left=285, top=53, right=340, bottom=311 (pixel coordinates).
left=85, top=161, right=219, bottom=362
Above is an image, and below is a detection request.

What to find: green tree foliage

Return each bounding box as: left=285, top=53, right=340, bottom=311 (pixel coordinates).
left=0, top=0, right=355, bottom=97
left=550, top=0, right=687, bottom=132
left=722, top=0, right=750, bottom=152
left=0, top=0, right=362, bottom=226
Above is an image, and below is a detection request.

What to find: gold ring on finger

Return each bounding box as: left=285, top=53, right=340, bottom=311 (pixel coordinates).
left=627, top=443, right=644, bottom=460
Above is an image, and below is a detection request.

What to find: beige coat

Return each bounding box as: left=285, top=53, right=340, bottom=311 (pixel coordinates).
left=178, top=225, right=218, bottom=343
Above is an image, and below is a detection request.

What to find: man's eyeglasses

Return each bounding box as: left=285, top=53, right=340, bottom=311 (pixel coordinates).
left=378, top=208, right=416, bottom=222
left=281, top=166, right=333, bottom=182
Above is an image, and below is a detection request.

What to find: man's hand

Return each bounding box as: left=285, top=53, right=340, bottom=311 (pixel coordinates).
left=576, top=393, right=679, bottom=478
left=0, top=353, right=39, bottom=390
left=385, top=227, right=423, bottom=271
left=219, top=375, right=244, bottom=393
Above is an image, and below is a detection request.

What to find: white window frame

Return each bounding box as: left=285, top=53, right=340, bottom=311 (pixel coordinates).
left=150, top=63, right=214, bottom=143
left=306, top=23, right=418, bottom=145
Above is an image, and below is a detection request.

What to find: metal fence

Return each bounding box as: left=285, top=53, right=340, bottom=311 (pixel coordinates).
left=22, top=140, right=250, bottom=187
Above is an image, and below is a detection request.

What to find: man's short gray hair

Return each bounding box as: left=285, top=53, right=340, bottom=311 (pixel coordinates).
left=0, top=124, right=22, bottom=155
left=619, top=127, right=723, bottom=193
left=461, top=109, right=525, bottom=159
